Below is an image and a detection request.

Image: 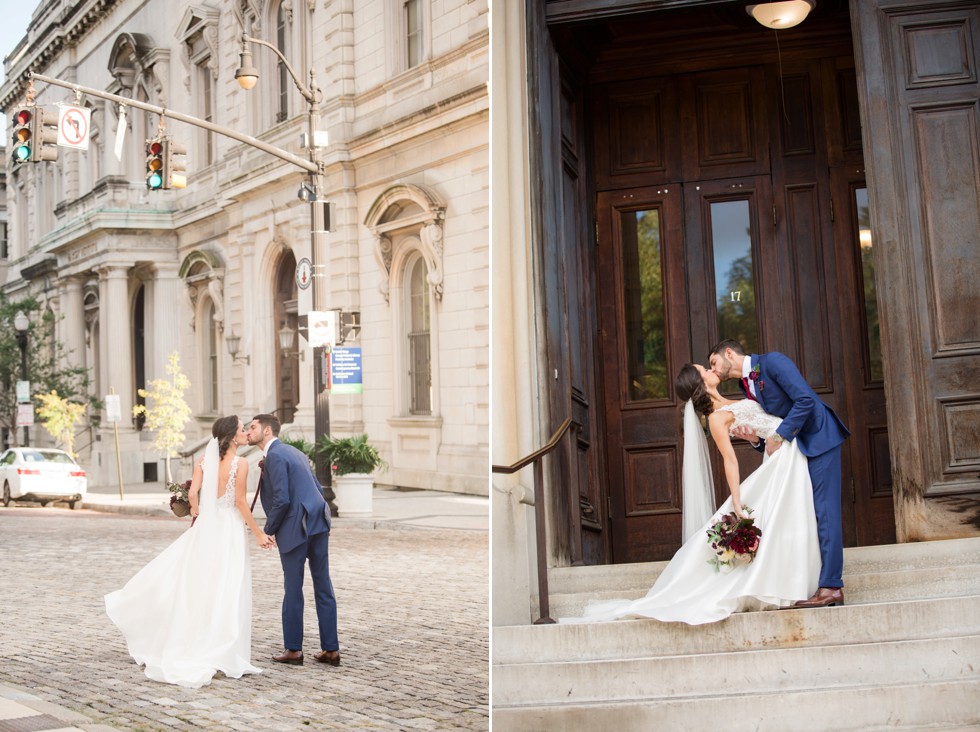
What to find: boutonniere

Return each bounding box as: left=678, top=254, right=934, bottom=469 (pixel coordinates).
left=749, top=365, right=764, bottom=391
left=258, top=459, right=265, bottom=470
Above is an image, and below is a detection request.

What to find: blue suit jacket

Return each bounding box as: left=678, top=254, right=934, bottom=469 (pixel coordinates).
left=260, top=440, right=331, bottom=555
left=743, top=352, right=849, bottom=458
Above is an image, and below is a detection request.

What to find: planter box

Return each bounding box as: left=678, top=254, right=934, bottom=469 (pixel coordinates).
left=333, top=472, right=374, bottom=517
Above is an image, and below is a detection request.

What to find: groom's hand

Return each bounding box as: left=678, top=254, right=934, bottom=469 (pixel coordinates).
left=732, top=425, right=760, bottom=446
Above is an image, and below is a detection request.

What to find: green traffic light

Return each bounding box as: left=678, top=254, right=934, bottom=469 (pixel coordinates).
left=13, top=144, right=31, bottom=162
left=147, top=172, right=164, bottom=189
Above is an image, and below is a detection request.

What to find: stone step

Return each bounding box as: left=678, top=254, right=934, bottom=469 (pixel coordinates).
left=494, top=594, right=980, bottom=665
left=491, top=678, right=980, bottom=732
left=546, top=562, right=980, bottom=618
left=494, top=633, right=980, bottom=706
left=546, top=536, right=980, bottom=596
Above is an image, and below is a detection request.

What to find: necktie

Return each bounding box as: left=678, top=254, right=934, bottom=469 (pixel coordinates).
left=250, top=460, right=264, bottom=512
left=742, top=376, right=756, bottom=401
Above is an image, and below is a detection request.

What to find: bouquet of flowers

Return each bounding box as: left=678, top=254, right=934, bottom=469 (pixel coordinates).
left=167, top=479, right=193, bottom=518
left=706, top=506, right=762, bottom=572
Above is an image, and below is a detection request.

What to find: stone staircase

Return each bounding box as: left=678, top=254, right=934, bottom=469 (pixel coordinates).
left=492, top=537, right=980, bottom=731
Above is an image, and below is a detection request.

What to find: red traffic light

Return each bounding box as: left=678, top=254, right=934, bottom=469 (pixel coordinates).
left=13, top=109, right=32, bottom=126
left=148, top=141, right=163, bottom=156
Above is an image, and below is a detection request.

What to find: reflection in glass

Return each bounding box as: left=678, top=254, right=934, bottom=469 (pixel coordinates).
left=855, top=187, right=883, bottom=381
left=622, top=210, right=667, bottom=401
left=711, top=200, right=759, bottom=354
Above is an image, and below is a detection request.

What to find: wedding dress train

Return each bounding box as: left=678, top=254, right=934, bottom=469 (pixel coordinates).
left=105, top=440, right=261, bottom=688
left=562, top=400, right=821, bottom=626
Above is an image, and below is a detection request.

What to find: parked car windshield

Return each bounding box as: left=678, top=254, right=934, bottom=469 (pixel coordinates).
left=21, top=450, right=77, bottom=465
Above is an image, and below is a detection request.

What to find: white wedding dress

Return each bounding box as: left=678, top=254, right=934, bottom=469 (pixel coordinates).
left=562, top=399, right=821, bottom=625
left=105, top=440, right=261, bottom=687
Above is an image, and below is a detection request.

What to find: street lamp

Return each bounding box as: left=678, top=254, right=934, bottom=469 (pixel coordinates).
left=234, top=32, right=335, bottom=511
left=13, top=310, right=29, bottom=447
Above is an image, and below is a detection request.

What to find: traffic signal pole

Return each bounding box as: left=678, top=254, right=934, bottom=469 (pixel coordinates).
left=28, top=69, right=337, bottom=510
left=27, top=73, right=317, bottom=175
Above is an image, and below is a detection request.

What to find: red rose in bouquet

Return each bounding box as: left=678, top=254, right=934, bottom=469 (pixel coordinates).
left=706, top=506, right=762, bottom=572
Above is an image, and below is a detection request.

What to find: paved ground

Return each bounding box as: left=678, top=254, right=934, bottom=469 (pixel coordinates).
left=0, top=506, right=488, bottom=731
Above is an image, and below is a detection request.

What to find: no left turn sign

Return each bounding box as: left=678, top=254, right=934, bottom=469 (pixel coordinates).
left=57, top=105, right=91, bottom=150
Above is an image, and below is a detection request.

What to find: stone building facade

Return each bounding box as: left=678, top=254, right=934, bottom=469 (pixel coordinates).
left=1, top=0, right=489, bottom=495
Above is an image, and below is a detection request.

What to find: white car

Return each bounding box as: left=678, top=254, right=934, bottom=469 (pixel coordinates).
left=0, top=448, right=88, bottom=509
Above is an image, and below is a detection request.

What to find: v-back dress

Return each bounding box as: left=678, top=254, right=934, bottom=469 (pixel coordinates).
left=105, top=453, right=262, bottom=687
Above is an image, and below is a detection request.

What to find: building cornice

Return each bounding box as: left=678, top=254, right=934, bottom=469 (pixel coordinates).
left=0, top=0, right=124, bottom=110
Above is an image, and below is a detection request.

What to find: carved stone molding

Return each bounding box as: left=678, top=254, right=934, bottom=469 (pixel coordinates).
left=179, top=249, right=226, bottom=333
left=365, top=184, right=447, bottom=303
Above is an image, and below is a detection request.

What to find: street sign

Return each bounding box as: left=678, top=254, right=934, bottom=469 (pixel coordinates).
left=296, top=257, right=313, bottom=290
left=16, top=380, right=30, bottom=403
left=16, top=403, right=34, bottom=427
left=307, top=310, right=337, bottom=347
left=105, top=393, right=122, bottom=423
left=330, top=347, right=363, bottom=394
left=57, top=105, right=91, bottom=149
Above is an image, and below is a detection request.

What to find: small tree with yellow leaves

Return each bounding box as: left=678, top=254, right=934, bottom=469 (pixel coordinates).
left=36, top=390, right=87, bottom=458
left=132, top=351, right=192, bottom=483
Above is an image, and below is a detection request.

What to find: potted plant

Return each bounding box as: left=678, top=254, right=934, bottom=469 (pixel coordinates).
left=316, top=434, right=386, bottom=517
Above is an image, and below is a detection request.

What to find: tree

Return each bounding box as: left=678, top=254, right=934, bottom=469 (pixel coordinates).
left=0, top=295, right=94, bottom=447
left=36, top=390, right=87, bottom=457
left=132, top=351, right=192, bottom=483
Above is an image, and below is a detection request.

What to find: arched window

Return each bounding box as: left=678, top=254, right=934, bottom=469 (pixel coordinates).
left=407, top=255, right=431, bottom=415
left=204, top=299, right=219, bottom=413
left=274, top=250, right=300, bottom=423
left=276, top=3, right=289, bottom=122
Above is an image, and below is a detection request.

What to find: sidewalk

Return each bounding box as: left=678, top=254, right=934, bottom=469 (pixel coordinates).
left=0, top=683, right=116, bottom=732
left=81, top=481, right=489, bottom=532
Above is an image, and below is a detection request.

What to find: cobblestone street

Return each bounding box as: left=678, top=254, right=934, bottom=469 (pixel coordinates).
left=0, top=508, right=488, bottom=731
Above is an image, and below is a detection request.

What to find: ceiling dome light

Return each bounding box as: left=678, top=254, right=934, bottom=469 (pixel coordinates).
left=747, top=0, right=815, bottom=30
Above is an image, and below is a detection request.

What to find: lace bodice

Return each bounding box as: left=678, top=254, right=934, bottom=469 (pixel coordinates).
left=717, top=399, right=781, bottom=440
left=216, top=457, right=239, bottom=510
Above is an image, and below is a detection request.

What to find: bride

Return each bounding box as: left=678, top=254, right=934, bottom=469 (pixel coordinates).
left=105, top=415, right=273, bottom=687
left=562, top=364, right=821, bottom=626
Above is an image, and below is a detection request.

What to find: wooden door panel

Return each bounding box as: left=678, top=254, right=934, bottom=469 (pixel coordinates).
left=597, top=186, right=688, bottom=563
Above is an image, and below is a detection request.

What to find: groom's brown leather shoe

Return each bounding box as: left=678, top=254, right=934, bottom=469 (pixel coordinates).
left=314, top=650, right=341, bottom=666
left=793, top=587, right=844, bottom=608
left=272, top=649, right=304, bottom=665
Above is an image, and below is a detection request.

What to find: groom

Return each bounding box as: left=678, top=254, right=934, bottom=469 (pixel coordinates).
left=709, top=339, right=850, bottom=608
left=247, top=414, right=341, bottom=666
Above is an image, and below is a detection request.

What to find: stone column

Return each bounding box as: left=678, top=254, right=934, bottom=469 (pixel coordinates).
left=149, top=263, right=183, bottom=381
left=61, top=276, right=86, bottom=371
left=98, top=265, right=134, bottom=429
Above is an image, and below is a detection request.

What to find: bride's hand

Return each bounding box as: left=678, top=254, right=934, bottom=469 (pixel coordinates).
left=733, top=502, right=748, bottom=520
left=255, top=531, right=273, bottom=549
left=190, top=505, right=199, bottom=518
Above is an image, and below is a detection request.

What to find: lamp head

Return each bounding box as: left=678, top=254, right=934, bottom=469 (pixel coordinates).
left=226, top=331, right=241, bottom=357
left=278, top=323, right=296, bottom=352
left=13, top=310, right=29, bottom=333
left=235, top=41, right=259, bottom=90
left=746, top=0, right=815, bottom=30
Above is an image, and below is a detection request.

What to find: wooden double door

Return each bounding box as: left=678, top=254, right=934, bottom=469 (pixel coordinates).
left=591, top=63, right=896, bottom=562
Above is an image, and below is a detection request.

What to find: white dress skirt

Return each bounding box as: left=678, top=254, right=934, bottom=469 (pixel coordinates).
left=105, top=445, right=261, bottom=687
left=562, top=400, right=822, bottom=626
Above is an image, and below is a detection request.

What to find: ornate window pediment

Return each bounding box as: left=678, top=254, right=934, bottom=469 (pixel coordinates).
left=180, top=249, right=225, bottom=333
left=365, top=184, right=446, bottom=302
left=177, top=5, right=221, bottom=83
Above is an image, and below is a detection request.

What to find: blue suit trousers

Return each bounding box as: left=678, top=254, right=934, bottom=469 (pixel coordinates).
left=279, top=529, right=339, bottom=652
left=808, top=445, right=844, bottom=588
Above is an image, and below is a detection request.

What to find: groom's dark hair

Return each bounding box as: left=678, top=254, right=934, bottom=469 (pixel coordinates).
left=252, top=413, right=281, bottom=436
left=709, top=338, right=745, bottom=358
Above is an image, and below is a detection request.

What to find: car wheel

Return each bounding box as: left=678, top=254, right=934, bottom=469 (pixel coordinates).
left=2, top=482, right=9, bottom=507
left=39, top=500, right=48, bottom=507
left=68, top=500, right=77, bottom=509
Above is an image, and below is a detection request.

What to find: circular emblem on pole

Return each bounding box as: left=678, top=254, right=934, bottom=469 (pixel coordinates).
left=296, top=257, right=313, bottom=290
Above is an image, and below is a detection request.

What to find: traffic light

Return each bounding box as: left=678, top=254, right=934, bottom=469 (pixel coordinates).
left=11, top=107, right=33, bottom=164
left=145, top=136, right=187, bottom=190
left=10, top=105, right=58, bottom=164
left=31, top=107, right=59, bottom=162
left=145, top=137, right=165, bottom=189
left=164, top=139, right=187, bottom=189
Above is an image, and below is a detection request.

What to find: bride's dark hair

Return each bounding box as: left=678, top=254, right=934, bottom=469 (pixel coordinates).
left=212, top=415, right=241, bottom=459
left=675, top=364, right=713, bottom=418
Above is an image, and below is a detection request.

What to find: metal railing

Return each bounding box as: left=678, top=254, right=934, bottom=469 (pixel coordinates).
left=492, top=417, right=579, bottom=625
